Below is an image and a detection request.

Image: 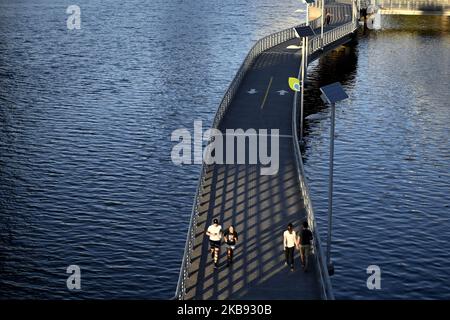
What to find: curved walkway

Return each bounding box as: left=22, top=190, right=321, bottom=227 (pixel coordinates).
left=181, top=3, right=353, bottom=300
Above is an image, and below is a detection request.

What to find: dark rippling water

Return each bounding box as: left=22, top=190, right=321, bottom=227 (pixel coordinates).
left=0, top=0, right=304, bottom=299
left=303, top=16, right=450, bottom=299
left=0, top=0, right=448, bottom=299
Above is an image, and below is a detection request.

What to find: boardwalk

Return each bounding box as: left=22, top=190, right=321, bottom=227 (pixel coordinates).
left=178, top=2, right=355, bottom=300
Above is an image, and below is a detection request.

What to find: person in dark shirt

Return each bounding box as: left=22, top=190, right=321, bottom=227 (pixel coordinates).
left=326, top=11, right=332, bottom=26
left=299, top=220, right=313, bottom=272
left=223, top=225, right=238, bottom=267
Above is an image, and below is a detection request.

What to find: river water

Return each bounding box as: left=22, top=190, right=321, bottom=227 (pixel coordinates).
left=304, top=15, right=450, bottom=299
left=0, top=0, right=448, bottom=299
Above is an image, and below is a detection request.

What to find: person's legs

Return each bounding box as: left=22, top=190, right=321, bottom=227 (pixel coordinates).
left=285, top=247, right=289, bottom=265
left=214, top=247, right=220, bottom=266
left=210, top=241, right=215, bottom=259
left=288, top=247, right=294, bottom=270
left=304, top=249, right=308, bottom=271
left=226, top=246, right=234, bottom=266
left=304, top=246, right=311, bottom=271
left=301, top=246, right=307, bottom=266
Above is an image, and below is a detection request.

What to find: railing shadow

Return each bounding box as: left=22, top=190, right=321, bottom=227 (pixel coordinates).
left=176, top=0, right=358, bottom=300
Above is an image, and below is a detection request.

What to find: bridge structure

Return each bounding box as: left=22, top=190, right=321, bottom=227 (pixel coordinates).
left=361, top=0, right=450, bottom=15
left=175, top=0, right=359, bottom=300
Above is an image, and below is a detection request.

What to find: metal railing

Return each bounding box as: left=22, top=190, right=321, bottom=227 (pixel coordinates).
left=370, top=0, right=450, bottom=11
left=293, top=16, right=357, bottom=303
left=175, top=2, right=357, bottom=300
left=292, top=89, right=336, bottom=300
left=175, top=16, right=321, bottom=301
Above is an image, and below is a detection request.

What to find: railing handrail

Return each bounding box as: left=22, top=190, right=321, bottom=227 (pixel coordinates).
left=175, top=16, right=322, bottom=301
left=175, top=2, right=357, bottom=300
left=372, top=0, right=450, bottom=11
left=292, top=81, right=335, bottom=300
left=292, top=22, right=358, bottom=303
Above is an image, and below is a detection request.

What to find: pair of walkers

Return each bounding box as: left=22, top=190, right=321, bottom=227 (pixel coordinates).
left=283, top=221, right=313, bottom=272
left=206, top=219, right=238, bottom=269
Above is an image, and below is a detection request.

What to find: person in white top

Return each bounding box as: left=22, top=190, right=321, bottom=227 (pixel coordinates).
left=206, top=218, right=222, bottom=269
left=283, top=223, right=298, bottom=271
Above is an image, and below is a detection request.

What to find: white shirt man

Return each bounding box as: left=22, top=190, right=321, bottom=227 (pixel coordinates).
left=206, top=219, right=222, bottom=268
left=283, top=224, right=297, bottom=271
left=207, top=224, right=222, bottom=242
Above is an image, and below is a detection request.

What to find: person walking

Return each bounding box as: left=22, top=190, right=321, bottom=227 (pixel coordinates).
left=223, top=225, right=238, bottom=267
left=283, top=223, right=297, bottom=271
left=326, top=11, right=332, bottom=26
left=299, top=220, right=313, bottom=272
left=206, top=218, right=222, bottom=269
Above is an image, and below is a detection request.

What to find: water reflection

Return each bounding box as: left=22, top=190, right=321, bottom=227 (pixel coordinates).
left=302, top=15, right=450, bottom=299
left=381, top=15, right=450, bottom=35
left=301, top=41, right=358, bottom=167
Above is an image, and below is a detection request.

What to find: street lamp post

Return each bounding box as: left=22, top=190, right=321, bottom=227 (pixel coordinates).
left=300, top=37, right=306, bottom=142
left=306, top=2, right=310, bottom=25
left=321, top=0, right=325, bottom=46
left=294, top=26, right=315, bottom=144
left=327, top=100, right=335, bottom=273
left=319, top=82, right=349, bottom=276
left=303, top=0, right=315, bottom=26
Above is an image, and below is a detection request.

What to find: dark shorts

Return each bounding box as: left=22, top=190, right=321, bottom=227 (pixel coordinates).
left=226, top=243, right=236, bottom=250
left=301, top=245, right=312, bottom=256
left=210, top=240, right=221, bottom=249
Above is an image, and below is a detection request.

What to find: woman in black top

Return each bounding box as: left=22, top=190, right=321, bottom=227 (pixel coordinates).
left=223, top=225, right=238, bottom=267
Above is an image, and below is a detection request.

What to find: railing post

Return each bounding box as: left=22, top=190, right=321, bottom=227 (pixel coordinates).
left=321, top=0, right=325, bottom=48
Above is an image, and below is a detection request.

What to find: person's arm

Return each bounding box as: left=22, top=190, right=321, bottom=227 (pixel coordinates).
left=283, top=232, right=287, bottom=249
left=206, top=227, right=211, bottom=237
left=296, top=232, right=300, bottom=249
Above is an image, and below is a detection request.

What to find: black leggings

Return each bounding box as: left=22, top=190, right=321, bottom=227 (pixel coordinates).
left=285, top=247, right=295, bottom=267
